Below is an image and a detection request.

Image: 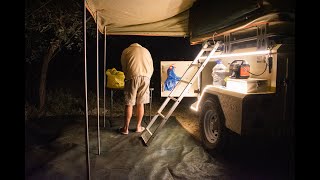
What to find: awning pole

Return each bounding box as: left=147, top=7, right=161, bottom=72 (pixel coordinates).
left=84, top=0, right=91, bottom=179
left=103, top=26, right=107, bottom=128
left=96, top=11, right=101, bottom=155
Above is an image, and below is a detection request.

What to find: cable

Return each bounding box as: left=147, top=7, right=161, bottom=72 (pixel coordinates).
left=245, top=62, right=268, bottom=76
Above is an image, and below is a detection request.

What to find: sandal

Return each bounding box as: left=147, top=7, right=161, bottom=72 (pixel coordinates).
left=118, top=127, right=129, bottom=135
left=135, top=126, right=145, bottom=133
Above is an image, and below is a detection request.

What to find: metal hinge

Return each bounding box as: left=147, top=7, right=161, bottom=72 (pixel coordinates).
left=224, top=33, right=231, bottom=53
left=257, top=24, right=269, bottom=50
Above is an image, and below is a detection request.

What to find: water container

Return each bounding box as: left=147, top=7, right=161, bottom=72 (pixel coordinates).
left=212, top=59, right=227, bottom=87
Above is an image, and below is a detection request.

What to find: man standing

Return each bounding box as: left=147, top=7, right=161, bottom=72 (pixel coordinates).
left=119, top=43, right=154, bottom=135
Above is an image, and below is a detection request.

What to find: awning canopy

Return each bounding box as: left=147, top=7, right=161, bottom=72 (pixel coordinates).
left=85, top=0, right=294, bottom=43
left=85, top=0, right=196, bottom=37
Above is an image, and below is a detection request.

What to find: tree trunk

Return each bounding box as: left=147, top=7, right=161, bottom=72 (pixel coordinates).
left=38, top=40, right=60, bottom=117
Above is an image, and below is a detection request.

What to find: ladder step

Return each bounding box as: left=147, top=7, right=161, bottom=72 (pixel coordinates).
left=141, top=128, right=152, bottom=145
left=158, top=112, right=165, bottom=118
left=169, top=96, right=178, bottom=102
left=203, top=48, right=214, bottom=51
left=179, top=80, right=190, bottom=84
left=190, top=63, right=201, bottom=67
left=146, top=128, right=152, bottom=135
left=198, top=56, right=208, bottom=60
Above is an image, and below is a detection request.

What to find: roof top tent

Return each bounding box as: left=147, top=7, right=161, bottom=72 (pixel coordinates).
left=188, top=0, right=295, bottom=153
left=189, top=0, right=295, bottom=44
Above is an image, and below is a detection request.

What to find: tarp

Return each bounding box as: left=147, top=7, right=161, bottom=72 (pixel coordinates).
left=85, top=0, right=196, bottom=37
left=25, top=115, right=294, bottom=179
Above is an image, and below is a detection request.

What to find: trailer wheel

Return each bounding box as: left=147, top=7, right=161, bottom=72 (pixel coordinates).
left=199, top=97, right=226, bottom=153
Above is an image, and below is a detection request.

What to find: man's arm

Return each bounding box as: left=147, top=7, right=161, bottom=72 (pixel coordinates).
left=147, top=50, right=154, bottom=75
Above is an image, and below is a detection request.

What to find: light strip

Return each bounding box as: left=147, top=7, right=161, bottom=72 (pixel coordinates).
left=212, top=50, right=270, bottom=58
left=191, top=50, right=271, bottom=112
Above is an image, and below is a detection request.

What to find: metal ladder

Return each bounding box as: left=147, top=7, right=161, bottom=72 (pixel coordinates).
left=141, top=41, right=222, bottom=145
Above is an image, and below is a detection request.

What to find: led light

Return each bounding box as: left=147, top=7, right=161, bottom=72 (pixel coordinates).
left=212, top=50, right=270, bottom=58
left=190, top=105, right=197, bottom=111
left=190, top=50, right=271, bottom=111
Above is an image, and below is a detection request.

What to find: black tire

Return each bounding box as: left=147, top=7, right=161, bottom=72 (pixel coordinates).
left=199, top=97, right=227, bottom=153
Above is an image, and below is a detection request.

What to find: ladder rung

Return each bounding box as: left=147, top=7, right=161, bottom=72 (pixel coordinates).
left=179, top=80, right=190, bottom=84
left=158, top=112, right=165, bottom=118
left=169, top=96, right=178, bottom=102
left=199, top=56, right=208, bottom=60
left=203, top=48, right=214, bottom=51
left=190, top=63, right=201, bottom=67
left=146, top=128, right=152, bottom=135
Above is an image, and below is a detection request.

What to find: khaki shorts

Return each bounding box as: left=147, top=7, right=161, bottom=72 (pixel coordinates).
left=124, top=76, right=150, bottom=105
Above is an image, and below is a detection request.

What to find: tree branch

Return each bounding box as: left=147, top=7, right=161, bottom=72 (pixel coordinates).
left=25, top=0, right=55, bottom=19
left=48, top=16, right=93, bottom=62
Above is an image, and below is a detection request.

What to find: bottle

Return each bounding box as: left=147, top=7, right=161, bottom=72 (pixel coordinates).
left=212, top=59, right=227, bottom=87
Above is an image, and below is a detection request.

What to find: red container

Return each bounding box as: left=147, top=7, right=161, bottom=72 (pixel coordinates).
left=229, top=60, right=250, bottom=79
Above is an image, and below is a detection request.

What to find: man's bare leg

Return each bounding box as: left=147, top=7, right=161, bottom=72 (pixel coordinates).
left=136, top=103, right=145, bottom=132
left=121, top=105, right=133, bottom=134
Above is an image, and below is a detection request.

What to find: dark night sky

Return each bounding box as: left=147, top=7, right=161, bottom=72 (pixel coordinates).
left=45, top=35, right=203, bottom=98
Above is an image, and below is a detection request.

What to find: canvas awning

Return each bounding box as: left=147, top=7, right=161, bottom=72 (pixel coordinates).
left=85, top=0, right=197, bottom=37
left=85, top=0, right=294, bottom=43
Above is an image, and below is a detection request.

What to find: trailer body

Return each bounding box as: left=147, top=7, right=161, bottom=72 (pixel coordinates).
left=190, top=20, right=294, bottom=151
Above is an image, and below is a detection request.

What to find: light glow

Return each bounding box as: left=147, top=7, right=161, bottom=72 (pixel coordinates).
left=189, top=85, right=213, bottom=112
left=190, top=105, right=197, bottom=111
left=212, top=50, right=270, bottom=58
left=190, top=50, right=271, bottom=111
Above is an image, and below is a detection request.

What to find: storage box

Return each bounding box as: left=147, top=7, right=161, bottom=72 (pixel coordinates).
left=226, top=78, right=268, bottom=93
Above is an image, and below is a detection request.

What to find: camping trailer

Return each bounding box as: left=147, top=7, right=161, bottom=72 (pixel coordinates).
left=188, top=0, right=295, bottom=152
left=190, top=38, right=294, bottom=152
